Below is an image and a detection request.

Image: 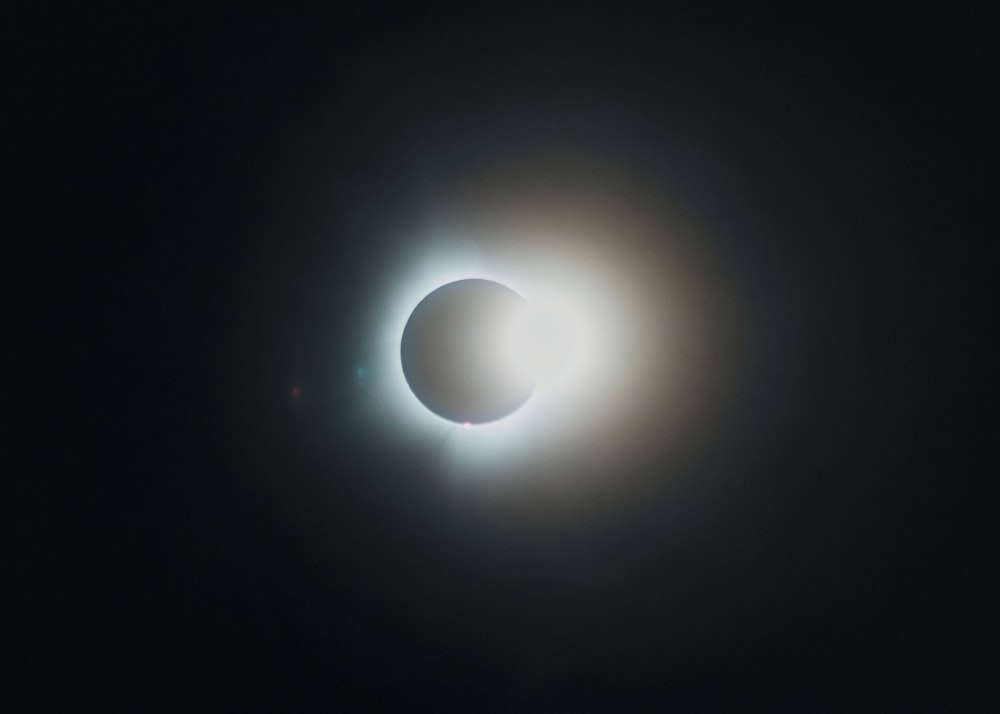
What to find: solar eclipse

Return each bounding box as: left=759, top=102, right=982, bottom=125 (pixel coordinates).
left=400, top=278, right=536, bottom=425
left=367, top=159, right=740, bottom=515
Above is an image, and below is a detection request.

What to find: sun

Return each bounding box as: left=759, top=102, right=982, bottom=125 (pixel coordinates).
left=357, top=158, right=739, bottom=517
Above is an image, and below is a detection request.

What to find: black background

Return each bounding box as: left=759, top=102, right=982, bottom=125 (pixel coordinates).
left=15, top=2, right=997, bottom=710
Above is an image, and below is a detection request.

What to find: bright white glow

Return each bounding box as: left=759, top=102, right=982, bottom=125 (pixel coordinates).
left=510, top=302, right=576, bottom=380
left=367, top=233, right=629, bottom=470
left=357, top=160, right=736, bottom=517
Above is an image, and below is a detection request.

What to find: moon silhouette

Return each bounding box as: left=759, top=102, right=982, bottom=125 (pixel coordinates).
left=400, top=279, right=534, bottom=424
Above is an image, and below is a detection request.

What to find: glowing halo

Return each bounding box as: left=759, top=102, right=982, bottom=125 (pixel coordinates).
left=361, top=158, right=741, bottom=518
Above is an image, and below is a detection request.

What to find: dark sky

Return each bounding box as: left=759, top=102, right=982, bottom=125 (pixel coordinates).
left=17, top=2, right=997, bottom=710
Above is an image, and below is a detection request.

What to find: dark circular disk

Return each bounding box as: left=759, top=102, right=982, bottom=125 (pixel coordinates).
left=401, top=279, right=534, bottom=424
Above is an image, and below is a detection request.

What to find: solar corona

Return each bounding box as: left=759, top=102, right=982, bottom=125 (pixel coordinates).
left=364, top=161, right=739, bottom=514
